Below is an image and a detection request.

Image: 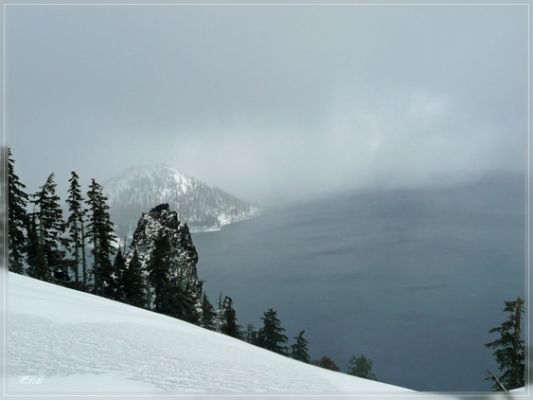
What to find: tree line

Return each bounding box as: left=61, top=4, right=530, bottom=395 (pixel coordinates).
left=7, top=148, right=378, bottom=378
left=9, top=147, right=116, bottom=293
left=8, top=148, right=526, bottom=389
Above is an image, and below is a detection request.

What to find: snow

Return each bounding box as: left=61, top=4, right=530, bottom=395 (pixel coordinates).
left=8, top=373, right=159, bottom=394
left=103, top=164, right=260, bottom=235
left=6, top=273, right=530, bottom=399
left=172, top=170, right=192, bottom=195
left=6, top=272, right=412, bottom=396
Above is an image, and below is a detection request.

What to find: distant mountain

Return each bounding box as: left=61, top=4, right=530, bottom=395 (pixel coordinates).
left=103, top=165, right=259, bottom=237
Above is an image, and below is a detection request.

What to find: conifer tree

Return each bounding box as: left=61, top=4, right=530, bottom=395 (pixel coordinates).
left=146, top=232, right=199, bottom=322
left=180, top=283, right=199, bottom=323
left=65, top=171, right=87, bottom=285
left=31, top=173, right=67, bottom=280
left=161, top=281, right=199, bottom=323
left=347, top=354, right=377, bottom=380
left=290, top=330, right=310, bottom=363
left=86, top=178, right=117, bottom=295
left=220, top=296, right=240, bottom=338
left=200, top=291, right=216, bottom=330
left=257, top=308, right=288, bottom=355
left=245, top=324, right=258, bottom=344
left=111, top=247, right=127, bottom=300
left=7, top=148, right=28, bottom=273
left=148, top=234, right=171, bottom=312
left=26, top=213, right=48, bottom=280
left=121, top=248, right=145, bottom=308
left=485, top=297, right=525, bottom=391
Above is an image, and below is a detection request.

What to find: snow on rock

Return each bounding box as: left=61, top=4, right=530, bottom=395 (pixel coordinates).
left=103, top=165, right=260, bottom=238
left=124, top=203, right=201, bottom=309
left=7, top=272, right=411, bottom=396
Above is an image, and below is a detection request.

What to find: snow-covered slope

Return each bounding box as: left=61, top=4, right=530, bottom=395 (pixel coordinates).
left=6, top=272, right=409, bottom=396
left=103, top=165, right=259, bottom=236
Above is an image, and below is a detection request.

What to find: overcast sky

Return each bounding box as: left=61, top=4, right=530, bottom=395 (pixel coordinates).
left=6, top=5, right=528, bottom=204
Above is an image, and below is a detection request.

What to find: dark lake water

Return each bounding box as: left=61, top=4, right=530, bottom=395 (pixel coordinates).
left=192, top=174, right=525, bottom=391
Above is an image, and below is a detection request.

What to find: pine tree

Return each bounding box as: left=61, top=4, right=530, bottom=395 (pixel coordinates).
left=148, top=234, right=171, bottom=312
left=86, top=179, right=117, bottom=295
left=65, top=171, right=87, bottom=285
left=179, top=282, right=199, bottom=323
left=26, top=213, right=48, bottom=280
left=7, top=148, right=29, bottom=273
left=200, top=291, right=216, bottom=330
left=111, top=247, right=127, bottom=300
left=290, top=330, right=310, bottom=363
left=121, top=248, right=145, bottom=308
left=257, top=308, right=288, bottom=355
left=220, top=296, right=240, bottom=338
left=245, top=324, right=258, bottom=344
left=485, top=297, right=525, bottom=391
left=347, top=354, right=377, bottom=380
left=161, top=281, right=199, bottom=323
left=31, top=173, right=67, bottom=281
left=145, top=231, right=200, bottom=323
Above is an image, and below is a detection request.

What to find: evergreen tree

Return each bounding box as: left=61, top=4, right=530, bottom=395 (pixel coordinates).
left=111, top=247, right=127, bottom=300
left=7, top=148, right=28, bottom=273
left=257, top=308, right=288, bottom=355
left=220, top=296, right=240, bottom=338
left=121, top=248, right=145, bottom=308
left=179, top=283, right=200, bottom=324
left=200, top=291, right=216, bottom=330
left=290, top=330, right=310, bottom=363
left=245, top=324, right=258, bottom=344
left=148, top=234, right=171, bottom=312
left=485, top=297, right=525, bottom=391
left=26, top=213, right=48, bottom=280
left=65, top=171, right=87, bottom=285
left=347, top=354, right=377, bottom=380
left=161, top=281, right=199, bottom=324
left=146, top=232, right=199, bottom=323
left=86, top=179, right=117, bottom=295
left=31, top=173, right=67, bottom=281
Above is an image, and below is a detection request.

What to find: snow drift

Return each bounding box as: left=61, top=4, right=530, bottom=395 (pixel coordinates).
left=6, top=272, right=410, bottom=396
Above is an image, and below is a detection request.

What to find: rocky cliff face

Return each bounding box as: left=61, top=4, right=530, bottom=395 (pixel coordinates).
left=124, top=203, right=201, bottom=309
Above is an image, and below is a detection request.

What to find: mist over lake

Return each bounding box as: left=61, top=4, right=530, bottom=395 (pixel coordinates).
left=6, top=4, right=528, bottom=395
left=193, top=173, right=525, bottom=391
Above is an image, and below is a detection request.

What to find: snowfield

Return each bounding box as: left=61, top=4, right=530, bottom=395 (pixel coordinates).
left=6, top=272, right=411, bottom=396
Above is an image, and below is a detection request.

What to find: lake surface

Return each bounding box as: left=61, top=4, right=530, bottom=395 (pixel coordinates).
left=192, top=174, right=525, bottom=391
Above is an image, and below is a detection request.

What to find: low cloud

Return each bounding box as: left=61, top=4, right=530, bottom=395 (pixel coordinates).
left=7, top=5, right=527, bottom=204
left=171, top=89, right=524, bottom=203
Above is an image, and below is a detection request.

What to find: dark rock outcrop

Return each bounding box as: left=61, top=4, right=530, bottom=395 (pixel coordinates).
left=125, top=203, right=201, bottom=309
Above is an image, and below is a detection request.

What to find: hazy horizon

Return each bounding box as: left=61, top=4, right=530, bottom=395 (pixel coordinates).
left=5, top=4, right=528, bottom=393
left=6, top=5, right=528, bottom=204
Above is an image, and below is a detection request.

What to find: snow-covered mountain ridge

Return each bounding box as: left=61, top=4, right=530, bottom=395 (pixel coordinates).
left=103, top=165, right=259, bottom=237
left=7, top=272, right=410, bottom=396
